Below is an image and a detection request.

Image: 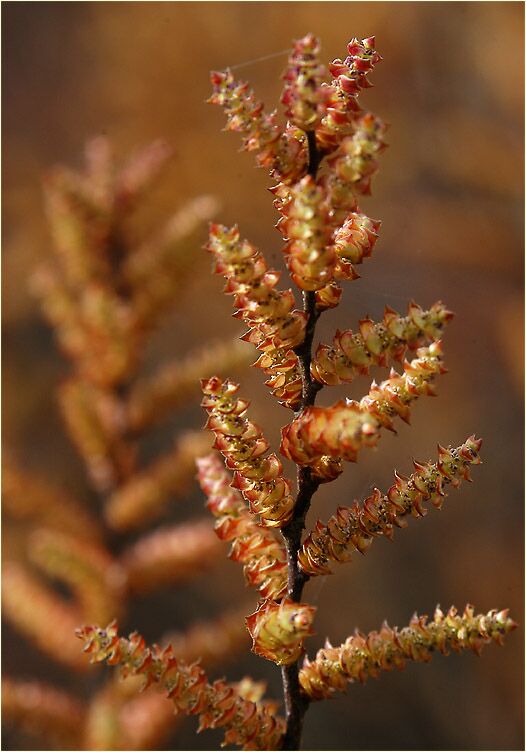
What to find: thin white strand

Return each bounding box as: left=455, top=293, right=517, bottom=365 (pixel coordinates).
left=307, top=574, right=328, bottom=605
left=228, top=48, right=290, bottom=72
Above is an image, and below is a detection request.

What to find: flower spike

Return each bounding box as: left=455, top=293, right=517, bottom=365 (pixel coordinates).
left=277, top=176, right=337, bottom=291
left=281, top=343, right=446, bottom=466
left=311, top=301, right=453, bottom=385
left=207, top=224, right=307, bottom=350
left=197, top=453, right=288, bottom=600
left=208, top=70, right=307, bottom=183
left=201, top=377, right=295, bottom=526
left=330, top=210, right=381, bottom=281
left=300, top=605, right=517, bottom=700
left=207, top=223, right=306, bottom=409
left=323, top=112, right=388, bottom=212
left=317, top=36, right=383, bottom=152
left=76, top=622, right=285, bottom=750
left=299, top=436, right=483, bottom=576
left=281, top=33, right=328, bottom=131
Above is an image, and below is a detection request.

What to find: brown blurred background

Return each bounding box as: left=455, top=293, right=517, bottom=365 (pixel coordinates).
left=2, top=2, right=524, bottom=750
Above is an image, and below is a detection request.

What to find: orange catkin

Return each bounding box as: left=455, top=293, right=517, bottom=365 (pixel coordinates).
left=299, top=436, right=482, bottom=576
left=300, top=605, right=517, bottom=700
left=77, top=622, right=285, bottom=750
left=201, top=376, right=295, bottom=527
left=197, top=453, right=288, bottom=600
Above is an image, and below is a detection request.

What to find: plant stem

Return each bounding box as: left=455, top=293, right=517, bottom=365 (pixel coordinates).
left=279, top=129, right=323, bottom=750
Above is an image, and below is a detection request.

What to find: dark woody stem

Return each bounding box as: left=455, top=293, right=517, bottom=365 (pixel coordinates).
left=279, top=129, right=323, bottom=750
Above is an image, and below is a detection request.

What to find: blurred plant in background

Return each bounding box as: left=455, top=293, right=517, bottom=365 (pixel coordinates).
left=2, top=137, right=252, bottom=749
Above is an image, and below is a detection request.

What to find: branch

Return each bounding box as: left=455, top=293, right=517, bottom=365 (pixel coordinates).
left=279, top=128, right=323, bottom=751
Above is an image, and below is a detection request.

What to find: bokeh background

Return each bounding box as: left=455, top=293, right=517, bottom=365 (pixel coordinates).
left=3, top=2, right=524, bottom=750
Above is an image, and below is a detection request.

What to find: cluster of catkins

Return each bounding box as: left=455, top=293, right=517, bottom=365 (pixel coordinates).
left=2, top=139, right=253, bottom=750
left=76, top=34, right=515, bottom=751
